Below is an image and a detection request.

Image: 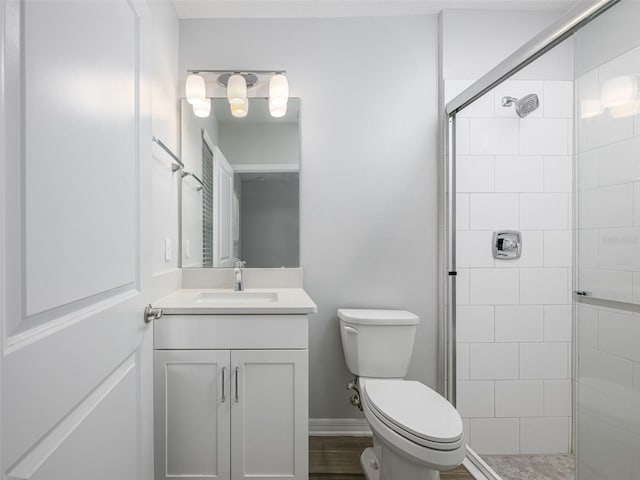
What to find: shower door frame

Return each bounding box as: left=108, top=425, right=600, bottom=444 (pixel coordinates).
left=440, top=0, right=621, bottom=475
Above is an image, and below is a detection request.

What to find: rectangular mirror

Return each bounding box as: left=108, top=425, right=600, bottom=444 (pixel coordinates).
left=180, top=97, right=300, bottom=268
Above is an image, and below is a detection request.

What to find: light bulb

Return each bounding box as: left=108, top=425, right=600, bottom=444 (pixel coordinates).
left=269, top=74, right=289, bottom=107
left=230, top=97, right=248, bottom=118
left=185, top=73, right=206, bottom=105
left=227, top=74, right=247, bottom=106
left=269, top=102, right=287, bottom=118
left=193, top=98, right=211, bottom=118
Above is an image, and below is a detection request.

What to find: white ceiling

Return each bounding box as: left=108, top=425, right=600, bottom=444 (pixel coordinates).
left=172, top=0, right=577, bottom=19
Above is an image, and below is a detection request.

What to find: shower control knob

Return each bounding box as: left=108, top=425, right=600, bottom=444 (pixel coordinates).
left=503, top=239, right=517, bottom=250
left=493, top=231, right=522, bottom=260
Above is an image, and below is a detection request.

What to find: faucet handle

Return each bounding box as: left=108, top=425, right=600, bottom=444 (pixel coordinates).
left=234, top=260, right=246, bottom=268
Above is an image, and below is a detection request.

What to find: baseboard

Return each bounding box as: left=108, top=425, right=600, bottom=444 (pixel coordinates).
left=309, top=418, right=372, bottom=436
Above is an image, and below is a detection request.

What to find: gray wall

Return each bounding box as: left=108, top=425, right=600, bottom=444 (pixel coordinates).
left=180, top=16, right=440, bottom=419
left=181, top=100, right=220, bottom=268
left=240, top=173, right=300, bottom=268
left=441, top=10, right=571, bottom=81
left=150, top=1, right=180, bottom=274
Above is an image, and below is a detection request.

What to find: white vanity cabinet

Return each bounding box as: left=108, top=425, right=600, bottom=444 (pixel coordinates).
left=230, top=349, right=308, bottom=480
left=154, top=349, right=231, bottom=480
left=153, top=312, right=310, bottom=480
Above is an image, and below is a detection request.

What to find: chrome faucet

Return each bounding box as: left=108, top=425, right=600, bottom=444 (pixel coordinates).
left=234, top=260, right=246, bottom=291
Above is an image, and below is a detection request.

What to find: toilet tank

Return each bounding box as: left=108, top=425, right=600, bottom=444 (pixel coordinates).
left=338, top=309, right=419, bottom=378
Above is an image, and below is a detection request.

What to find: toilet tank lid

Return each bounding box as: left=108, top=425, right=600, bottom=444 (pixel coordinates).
left=337, top=309, right=419, bottom=325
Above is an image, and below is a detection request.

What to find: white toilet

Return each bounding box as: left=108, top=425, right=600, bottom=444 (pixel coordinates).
left=338, top=309, right=466, bottom=480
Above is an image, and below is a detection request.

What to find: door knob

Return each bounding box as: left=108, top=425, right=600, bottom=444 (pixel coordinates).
left=144, top=304, right=163, bottom=323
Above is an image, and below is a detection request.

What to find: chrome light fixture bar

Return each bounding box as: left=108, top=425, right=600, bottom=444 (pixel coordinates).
left=184, top=69, right=289, bottom=119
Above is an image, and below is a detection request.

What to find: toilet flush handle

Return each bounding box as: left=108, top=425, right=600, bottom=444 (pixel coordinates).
left=343, top=326, right=358, bottom=335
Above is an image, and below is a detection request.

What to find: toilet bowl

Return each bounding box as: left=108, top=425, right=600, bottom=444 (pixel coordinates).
left=359, top=378, right=465, bottom=480
left=338, top=309, right=466, bottom=480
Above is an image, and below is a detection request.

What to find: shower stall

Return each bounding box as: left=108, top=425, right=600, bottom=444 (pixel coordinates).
left=441, top=1, right=640, bottom=479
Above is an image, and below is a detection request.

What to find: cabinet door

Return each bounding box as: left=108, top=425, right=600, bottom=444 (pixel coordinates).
left=155, top=350, right=231, bottom=480
left=231, top=350, right=308, bottom=480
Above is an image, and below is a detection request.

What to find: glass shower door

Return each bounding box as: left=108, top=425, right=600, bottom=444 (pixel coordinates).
left=574, top=2, right=640, bottom=478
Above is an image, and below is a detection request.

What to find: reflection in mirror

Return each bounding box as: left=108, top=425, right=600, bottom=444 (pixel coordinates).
left=180, top=98, right=300, bottom=268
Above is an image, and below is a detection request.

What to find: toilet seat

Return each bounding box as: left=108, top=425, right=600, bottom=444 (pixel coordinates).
left=361, top=379, right=464, bottom=451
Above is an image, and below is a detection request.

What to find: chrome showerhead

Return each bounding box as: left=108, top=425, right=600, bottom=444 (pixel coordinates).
left=501, top=93, right=540, bottom=118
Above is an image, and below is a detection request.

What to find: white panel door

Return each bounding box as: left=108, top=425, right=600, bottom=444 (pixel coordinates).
left=213, top=147, right=235, bottom=267
left=154, top=350, right=231, bottom=480
left=1, top=1, right=153, bottom=479
left=231, top=350, right=308, bottom=480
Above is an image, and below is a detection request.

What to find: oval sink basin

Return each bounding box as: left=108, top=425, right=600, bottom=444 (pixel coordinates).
left=194, top=291, right=279, bottom=305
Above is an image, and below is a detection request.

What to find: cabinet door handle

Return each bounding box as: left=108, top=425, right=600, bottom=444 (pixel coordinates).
left=221, top=366, right=226, bottom=403
left=234, top=367, right=239, bottom=403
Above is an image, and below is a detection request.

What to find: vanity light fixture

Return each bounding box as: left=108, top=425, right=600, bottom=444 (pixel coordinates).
left=193, top=98, right=211, bottom=118
left=226, top=74, right=248, bottom=106
left=230, top=97, right=248, bottom=118
left=269, top=74, right=289, bottom=118
left=184, top=70, right=288, bottom=119
left=185, top=73, right=206, bottom=105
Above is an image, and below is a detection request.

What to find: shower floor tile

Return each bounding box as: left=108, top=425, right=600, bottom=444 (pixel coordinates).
left=482, top=454, right=574, bottom=480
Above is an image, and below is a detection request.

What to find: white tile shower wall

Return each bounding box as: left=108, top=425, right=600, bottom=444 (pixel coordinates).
left=576, top=305, right=640, bottom=480
left=457, top=305, right=495, bottom=342
left=495, top=306, right=543, bottom=342
left=495, top=380, right=544, bottom=418
left=544, top=155, right=572, bottom=192
left=469, top=418, right=520, bottom=455
left=576, top=41, right=640, bottom=304
left=451, top=77, right=574, bottom=455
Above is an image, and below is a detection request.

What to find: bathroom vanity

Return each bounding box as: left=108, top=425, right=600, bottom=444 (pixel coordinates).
left=153, top=288, right=316, bottom=480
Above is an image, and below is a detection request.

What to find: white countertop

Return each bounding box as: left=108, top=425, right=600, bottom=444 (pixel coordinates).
left=155, top=288, right=318, bottom=315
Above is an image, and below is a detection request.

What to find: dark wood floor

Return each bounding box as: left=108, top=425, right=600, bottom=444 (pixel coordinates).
left=309, top=436, right=474, bottom=479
